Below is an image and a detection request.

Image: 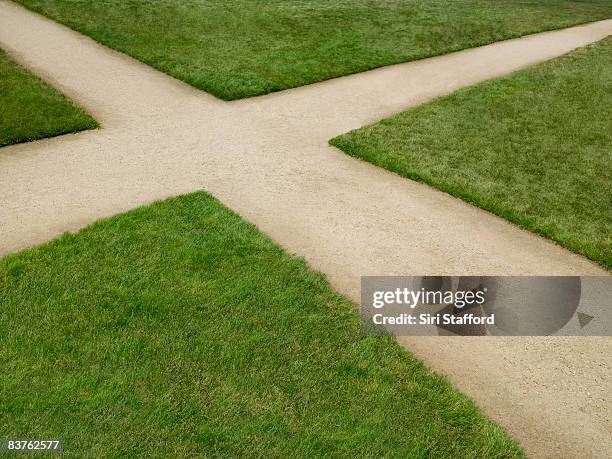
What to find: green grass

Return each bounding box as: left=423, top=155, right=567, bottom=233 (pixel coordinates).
left=331, top=38, right=612, bottom=269
left=0, top=192, right=522, bottom=457
left=14, top=0, right=612, bottom=100
left=0, top=49, right=96, bottom=148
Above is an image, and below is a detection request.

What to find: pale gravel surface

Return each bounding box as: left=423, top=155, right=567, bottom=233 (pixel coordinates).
left=0, top=1, right=611, bottom=456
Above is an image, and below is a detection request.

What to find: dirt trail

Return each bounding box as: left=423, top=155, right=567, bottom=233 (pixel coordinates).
left=1, top=1, right=611, bottom=456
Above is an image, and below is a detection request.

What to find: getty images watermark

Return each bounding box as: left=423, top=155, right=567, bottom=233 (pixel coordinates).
left=361, top=276, right=611, bottom=336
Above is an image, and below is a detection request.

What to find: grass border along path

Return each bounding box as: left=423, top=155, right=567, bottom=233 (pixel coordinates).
left=0, top=192, right=523, bottom=457
left=0, top=49, right=96, bottom=148
left=13, top=0, right=612, bottom=99
left=331, top=38, right=612, bottom=269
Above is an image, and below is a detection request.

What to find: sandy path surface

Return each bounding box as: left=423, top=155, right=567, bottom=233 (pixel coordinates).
left=1, top=1, right=611, bottom=456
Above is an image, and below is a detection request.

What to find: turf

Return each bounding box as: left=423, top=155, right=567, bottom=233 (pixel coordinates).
left=331, top=38, right=612, bottom=269
left=0, top=49, right=96, bottom=148
left=0, top=192, right=522, bottom=457
left=14, top=1, right=612, bottom=100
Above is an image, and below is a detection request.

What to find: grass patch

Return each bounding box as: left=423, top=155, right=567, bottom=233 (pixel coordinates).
left=14, top=0, right=612, bottom=100
left=0, top=49, right=96, bottom=148
left=0, top=192, right=523, bottom=457
left=331, top=38, right=612, bottom=269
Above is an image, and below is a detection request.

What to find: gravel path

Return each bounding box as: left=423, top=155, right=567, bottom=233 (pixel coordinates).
left=1, top=1, right=610, bottom=456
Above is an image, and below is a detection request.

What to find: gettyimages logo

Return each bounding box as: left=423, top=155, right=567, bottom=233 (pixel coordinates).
left=361, top=276, right=611, bottom=336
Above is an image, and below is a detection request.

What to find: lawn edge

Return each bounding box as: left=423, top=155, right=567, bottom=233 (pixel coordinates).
left=12, top=0, right=612, bottom=100
left=0, top=48, right=99, bottom=149
left=329, top=132, right=611, bottom=271
left=0, top=122, right=100, bottom=149
left=0, top=190, right=525, bottom=455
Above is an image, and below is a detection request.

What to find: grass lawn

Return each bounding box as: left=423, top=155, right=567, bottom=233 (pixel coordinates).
left=0, top=192, right=523, bottom=457
left=0, top=49, right=96, bottom=148
left=331, top=38, right=612, bottom=269
left=15, top=1, right=612, bottom=100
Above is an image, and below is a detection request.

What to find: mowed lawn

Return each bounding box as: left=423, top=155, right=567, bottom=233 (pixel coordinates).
left=0, top=193, right=522, bottom=457
left=332, top=38, right=612, bottom=269
left=15, top=0, right=612, bottom=100
left=0, top=49, right=96, bottom=148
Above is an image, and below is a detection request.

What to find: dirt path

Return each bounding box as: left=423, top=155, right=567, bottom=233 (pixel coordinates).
left=1, top=1, right=611, bottom=456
